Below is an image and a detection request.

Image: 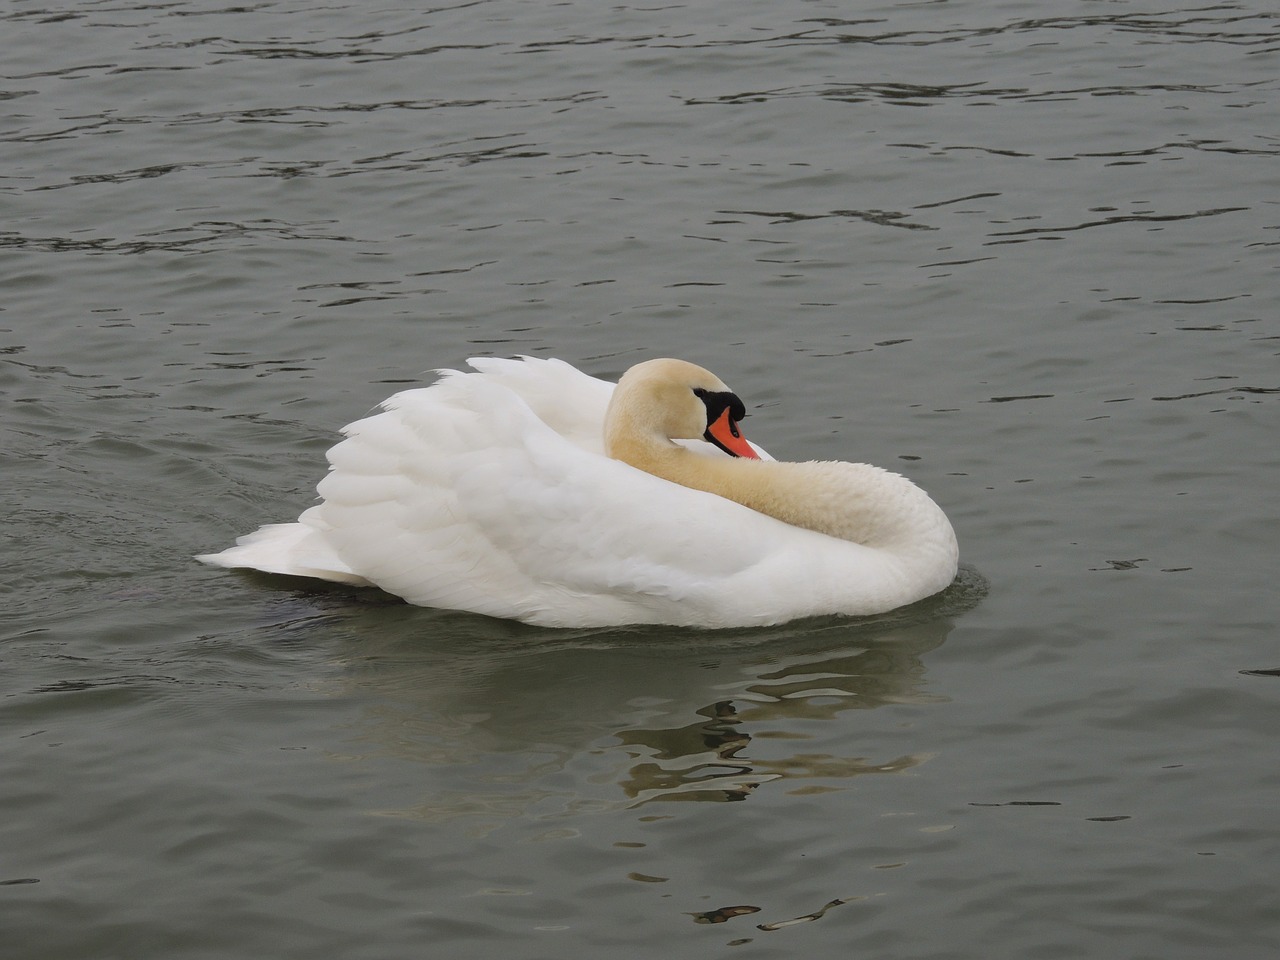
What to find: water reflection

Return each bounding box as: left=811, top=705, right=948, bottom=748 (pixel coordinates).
left=289, top=571, right=984, bottom=822
left=614, top=621, right=948, bottom=804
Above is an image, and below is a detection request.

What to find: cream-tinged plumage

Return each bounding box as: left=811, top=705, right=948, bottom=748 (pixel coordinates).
left=198, top=356, right=958, bottom=628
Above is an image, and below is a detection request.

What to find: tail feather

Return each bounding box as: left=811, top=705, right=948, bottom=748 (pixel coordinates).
left=195, top=519, right=372, bottom=587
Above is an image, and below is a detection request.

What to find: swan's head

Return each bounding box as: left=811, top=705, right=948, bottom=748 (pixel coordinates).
left=604, top=358, right=759, bottom=460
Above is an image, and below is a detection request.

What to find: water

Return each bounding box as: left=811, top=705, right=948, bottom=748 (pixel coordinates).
left=3, top=0, right=1278, bottom=956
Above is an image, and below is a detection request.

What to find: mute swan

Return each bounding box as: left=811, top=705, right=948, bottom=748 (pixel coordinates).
left=198, top=357, right=958, bottom=628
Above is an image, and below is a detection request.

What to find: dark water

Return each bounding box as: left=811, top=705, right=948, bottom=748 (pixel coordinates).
left=3, top=1, right=1278, bottom=957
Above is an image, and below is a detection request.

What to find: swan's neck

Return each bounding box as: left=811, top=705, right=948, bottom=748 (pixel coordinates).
left=611, top=437, right=951, bottom=554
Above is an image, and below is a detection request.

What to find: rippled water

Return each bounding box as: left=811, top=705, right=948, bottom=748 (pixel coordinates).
left=3, top=1, right=1278, bottom=957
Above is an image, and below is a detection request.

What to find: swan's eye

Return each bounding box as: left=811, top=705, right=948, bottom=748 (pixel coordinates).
left=692, top=387, right=708, bottom=399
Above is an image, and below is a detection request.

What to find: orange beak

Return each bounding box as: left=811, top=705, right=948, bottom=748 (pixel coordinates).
left=705, top=407, right=760, bottom=459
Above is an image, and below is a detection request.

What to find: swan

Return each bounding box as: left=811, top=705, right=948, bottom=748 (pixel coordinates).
left=198, top=357, right=958, bottom=628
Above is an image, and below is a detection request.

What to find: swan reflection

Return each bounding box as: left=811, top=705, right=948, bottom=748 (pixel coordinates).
left=273, top=569, right=983, bottom=824
left=612, top=620, right=948, bottom=803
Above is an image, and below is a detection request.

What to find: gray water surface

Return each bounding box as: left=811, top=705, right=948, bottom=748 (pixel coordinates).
left=3, top=1, right=1278, bottom=957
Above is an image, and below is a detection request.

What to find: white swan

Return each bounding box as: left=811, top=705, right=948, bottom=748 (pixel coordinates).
left=198, top=357, right=958, bottom=628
